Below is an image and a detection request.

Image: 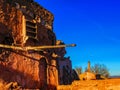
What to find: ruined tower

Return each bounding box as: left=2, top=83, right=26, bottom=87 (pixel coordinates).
left=87, top=61, right=91, bottom=72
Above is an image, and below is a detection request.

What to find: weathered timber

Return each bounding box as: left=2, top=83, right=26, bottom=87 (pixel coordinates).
left=0, top=44, right=76, bottom=51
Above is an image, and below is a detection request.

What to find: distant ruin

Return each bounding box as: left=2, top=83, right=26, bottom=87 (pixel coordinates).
left=0, top=0, right=76, bottom=89
left=79, top=61, right=96, bottom=80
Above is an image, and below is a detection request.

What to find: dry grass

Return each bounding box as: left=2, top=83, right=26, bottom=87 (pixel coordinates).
left=57, top=78, right=120, bottom=90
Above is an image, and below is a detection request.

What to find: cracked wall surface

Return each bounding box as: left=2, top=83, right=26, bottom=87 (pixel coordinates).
left=0, top=0, right=75, bottom=89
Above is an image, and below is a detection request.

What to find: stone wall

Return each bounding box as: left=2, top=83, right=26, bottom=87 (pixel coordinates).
left=0, top=49, right=58, bottom=89
left=0, top=0, right=56, bottom=46
left=0, top=0, right=57, bottom=89
left=0, top=0, right=75, bottom=89
left=55, top=40, right=74, bottom=85
left=57, top=57, right=73, bottom=85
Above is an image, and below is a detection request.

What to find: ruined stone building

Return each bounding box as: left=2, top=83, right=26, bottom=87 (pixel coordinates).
left=0, top=0, right=76, bottom=89
left=79, top=61, right=96, bottom=80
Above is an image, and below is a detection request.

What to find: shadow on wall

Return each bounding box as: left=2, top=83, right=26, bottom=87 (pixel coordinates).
left=39, top=57, right=47, bottom=89
left=72, top=69, right=80, bottom=80
left=0, top=23, right=14, bottom=45
left=0, top=62, right=57, bottom=89
left=0, top=63, right=40, bottom=88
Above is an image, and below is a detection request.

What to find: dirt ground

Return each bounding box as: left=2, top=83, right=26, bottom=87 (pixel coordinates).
left=57, top=78, right=120, bottom=90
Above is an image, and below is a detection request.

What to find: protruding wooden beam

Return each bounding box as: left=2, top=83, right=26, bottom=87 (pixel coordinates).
left=0, top=44, right=76, bottom=51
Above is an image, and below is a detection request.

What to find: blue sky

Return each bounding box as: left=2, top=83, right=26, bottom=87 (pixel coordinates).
left=35, top=0, right=120, bottom=76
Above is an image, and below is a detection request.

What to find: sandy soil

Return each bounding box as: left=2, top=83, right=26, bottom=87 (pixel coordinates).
left=57, top=78, right=120, bottom=90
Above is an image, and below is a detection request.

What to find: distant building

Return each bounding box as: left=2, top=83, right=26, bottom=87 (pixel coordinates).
left=79, top=61, right=96, bottom=80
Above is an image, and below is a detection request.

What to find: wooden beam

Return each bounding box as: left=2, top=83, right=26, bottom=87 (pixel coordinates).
left=0, top=44, right=76, bottom=51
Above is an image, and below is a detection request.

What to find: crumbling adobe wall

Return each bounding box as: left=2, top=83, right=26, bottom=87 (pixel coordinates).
left=57, top=57, right=73, bottom=85
left=0, top=1, right=23, bottom=45
left=0, top=0, right=57, bottom=89
left=55, top=40, right=74, bottom=85
left=0, top=51, right=42, bottom=88
left=0, top=49, right=58, bottom=89
left=0, top=0, right=56, bottom=46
